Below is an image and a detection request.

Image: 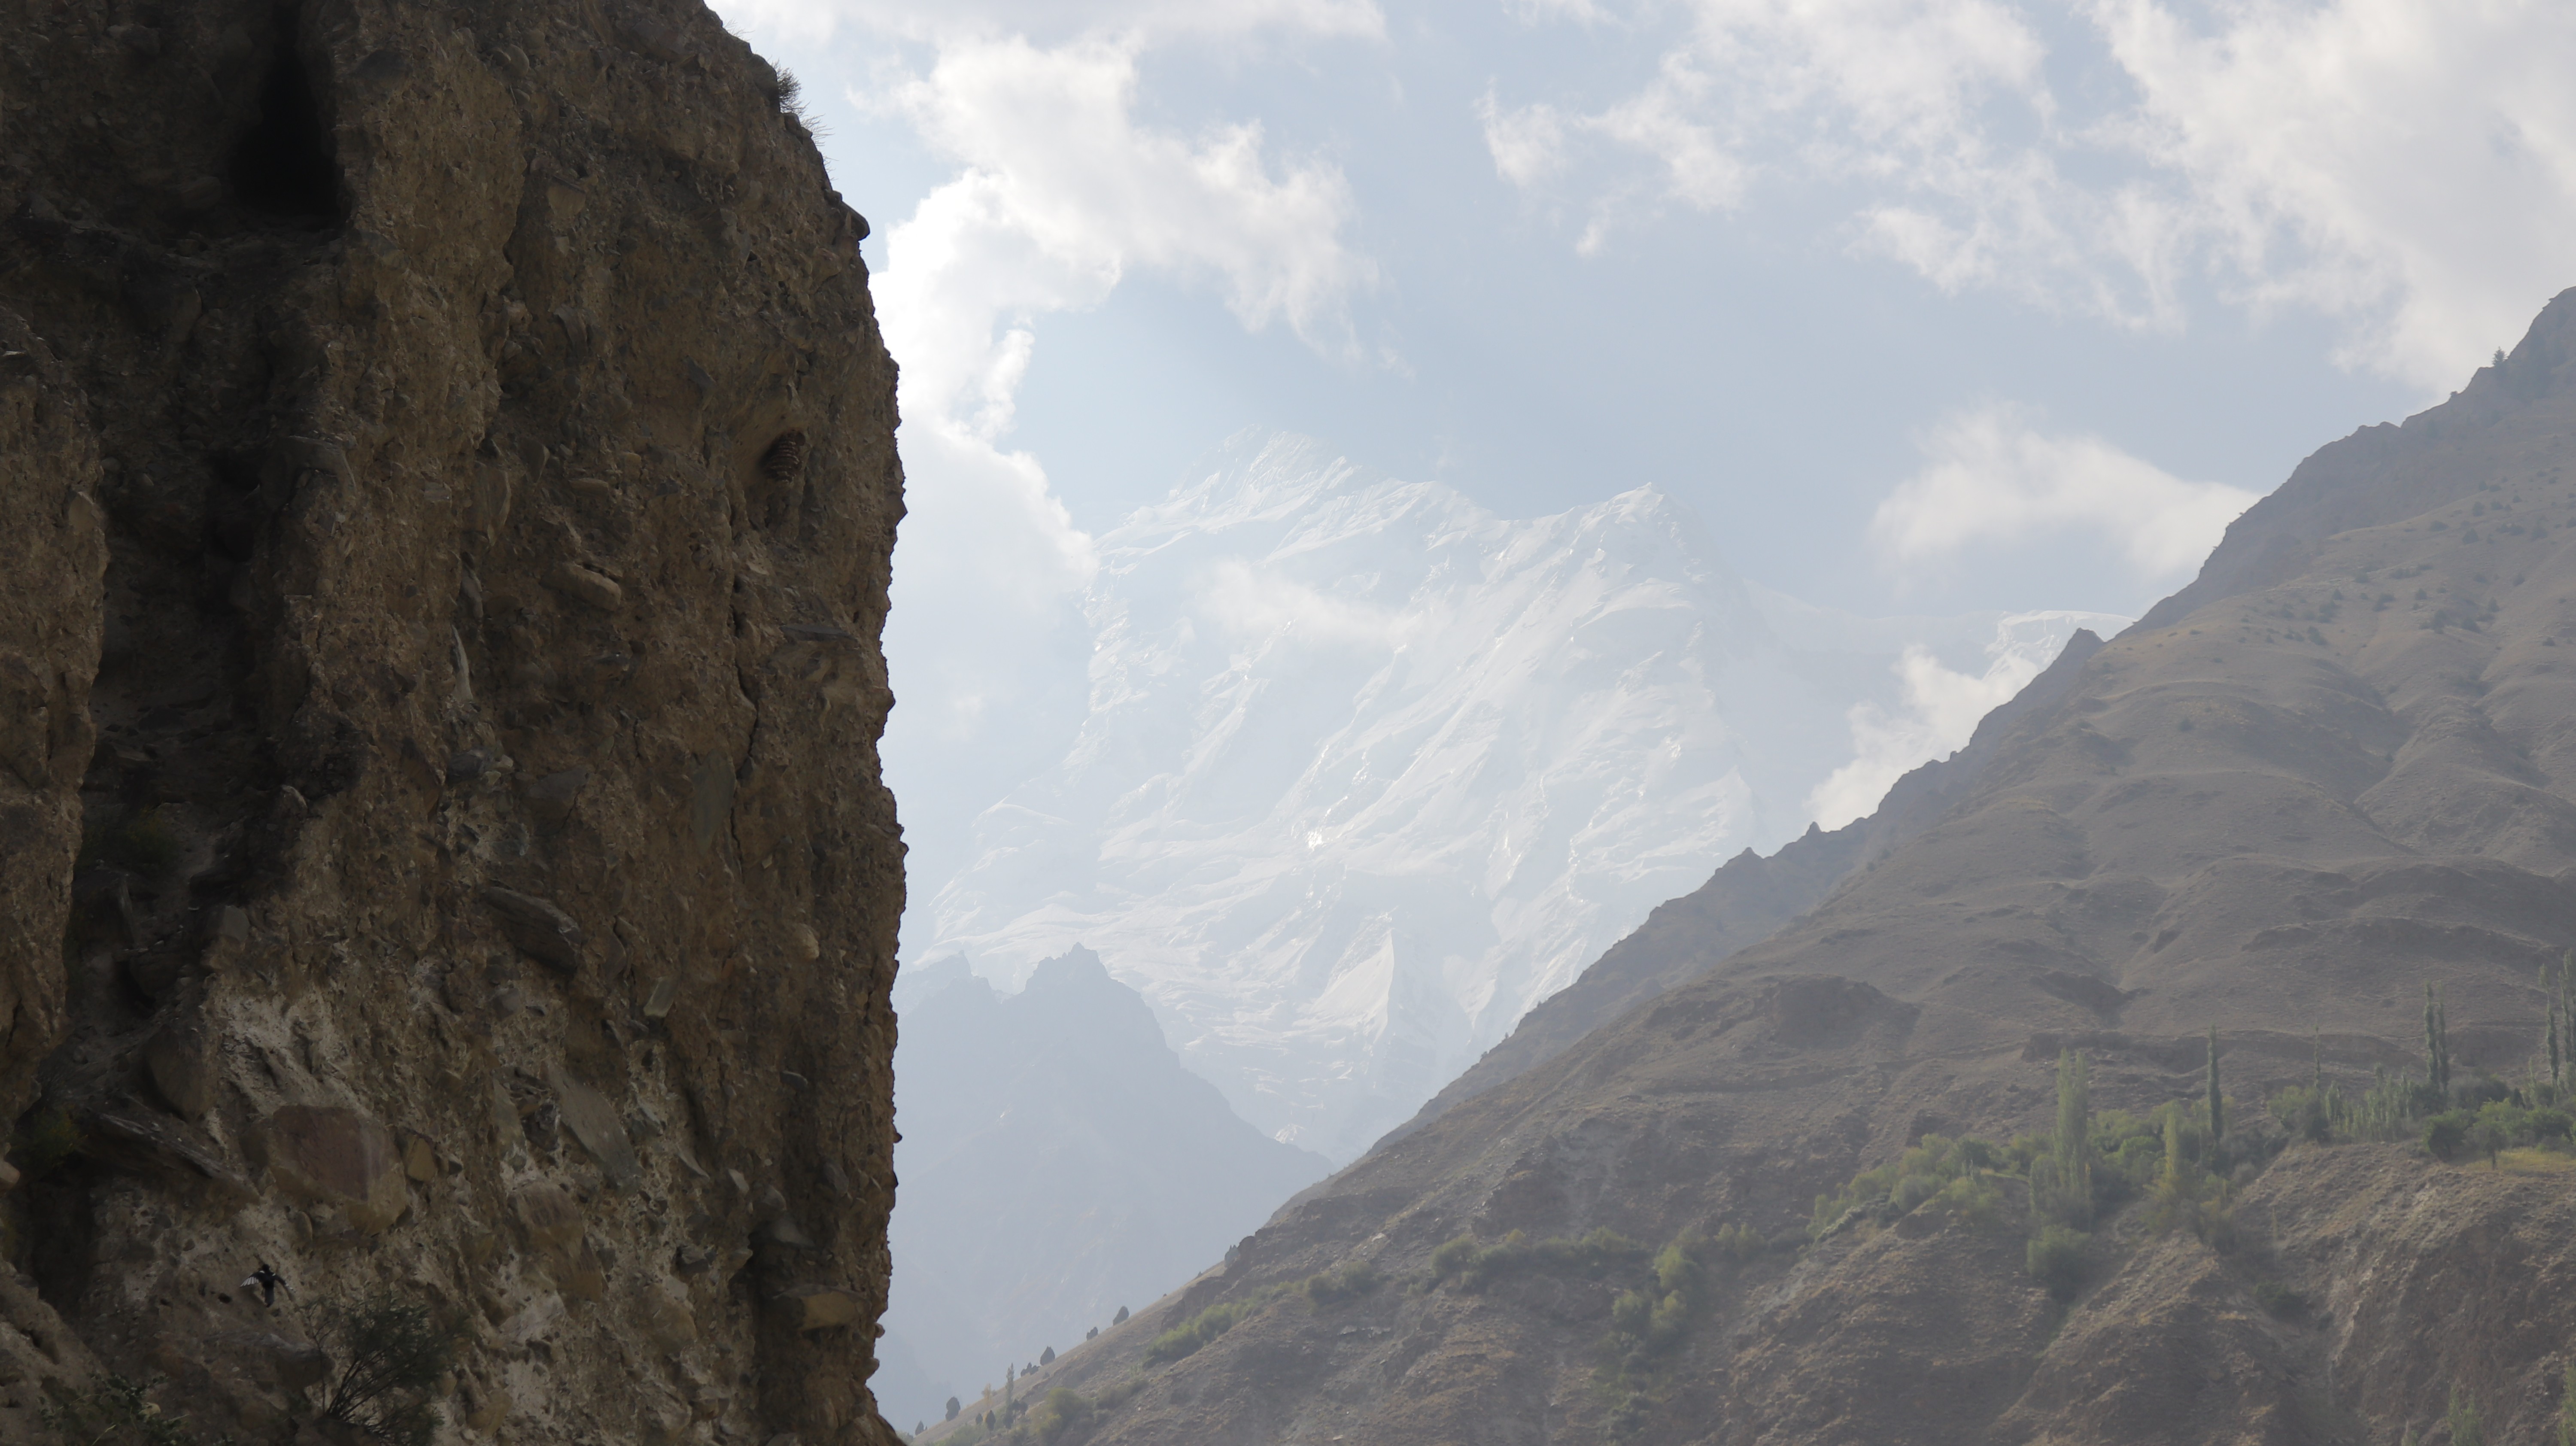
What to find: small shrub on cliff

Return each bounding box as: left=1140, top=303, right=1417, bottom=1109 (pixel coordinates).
left=316, top=1293, right=462, bottom=1446
left=2557, top=1359, right=2576, bottom=1446
left=18, top=1106, right=83, bottom=1179
left=40, top=1373, right=219, bottom=1446
left=90, top=807, right=184, bottom=878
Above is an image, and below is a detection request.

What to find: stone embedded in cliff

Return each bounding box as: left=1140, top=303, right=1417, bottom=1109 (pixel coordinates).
left=480, top=887, right=584, bottom=974
left=260, top=1106, right=406, bottom=1235
left=643, top=975, right=679, bottom=1019
left=211, top=1330, right=331, bottom=1394
left=524, top=767, right=589, bottom=825
left=200, top=905, right=251, bottom=971
left=557, top=1241, right=609, bottom=1303
left=638, top=1280, right=697, bottom=1353
left=142, top=1016, right=214, bottom=1120
left=545, top=560, right=625, bottom=611
left=549, top=1066, right=641, bottom=1191
left=777, top=1284, right=864, bottom=1333
left=462, top=1378, right=512, bottom=1434
left=502, top=1294, right=565, bottom=1349
left=403, top=1134, right=437, bottom=1183
left=689, top=752, right=736, bottom=853
left=84, top=1104, right=255, bottom=1206
left=513, top=1180, right=584, bottom=1252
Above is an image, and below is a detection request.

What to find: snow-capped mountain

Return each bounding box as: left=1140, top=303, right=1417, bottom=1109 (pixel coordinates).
left=919, top=433, right=2124, bottom=1162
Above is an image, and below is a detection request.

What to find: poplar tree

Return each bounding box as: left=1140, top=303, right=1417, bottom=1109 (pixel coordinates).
left=2205, top=1026, right=2225, bottom=1147
left=2425, top=983, right=2452, bottom=1097
left=2034, top=1049, right=2094, bottom=1228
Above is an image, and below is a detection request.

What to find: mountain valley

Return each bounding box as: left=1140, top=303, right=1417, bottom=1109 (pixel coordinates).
left=922, top=292, right=2576, bottom=1446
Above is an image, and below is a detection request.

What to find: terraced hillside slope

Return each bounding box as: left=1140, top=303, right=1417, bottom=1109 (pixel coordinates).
left=0, top=1, right=904, bottom=1441
left=954, top=295, right=2576, bottom=1446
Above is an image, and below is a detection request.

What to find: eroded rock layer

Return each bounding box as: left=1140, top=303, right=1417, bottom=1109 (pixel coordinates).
left=0, top=0, right=902, bottom=1441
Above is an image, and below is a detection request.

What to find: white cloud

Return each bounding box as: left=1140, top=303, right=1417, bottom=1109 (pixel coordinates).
left=1484, top=0, right=2576, bottom=388
left=846, top=29, right=1380, bottom=781
left=1476, top=88, right=1570, bottom=188
left=1869, top=405, right=2258, bottom=579
left=883, top=35, right=1376, bottom=378
left=722, top=0, right=1382, bottom=48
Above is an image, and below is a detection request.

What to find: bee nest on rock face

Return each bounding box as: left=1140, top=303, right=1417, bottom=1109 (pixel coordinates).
left=760, top=429, right=808, bottom=483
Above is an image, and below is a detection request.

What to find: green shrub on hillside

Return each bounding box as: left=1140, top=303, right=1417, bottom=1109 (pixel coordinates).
left=2144, top=1105, right=2234, bottom=1247
left=2024, top=1226, right=2087, bottom=1302
left=1143, top=1286, right=1288, bottom=1364
left=2268, top=1084, right=2340, bottom=1144
left=1299, top=1259, right=1379, bottom=1306
left=1809, top=1133, right=2010, bottom=1239
left=1598, top=1225, right=1732, bottom=1375
left=1027, top=1388, right=1089, bottom=1444
left=1430, top=1227, right=1645, bottom=1292
left=1709, top=1221, right=1764, bottom=1264
left=2450, top=1387, right=2486, bottom=1446
left=2423, top=1110, right=2473, bottom=1161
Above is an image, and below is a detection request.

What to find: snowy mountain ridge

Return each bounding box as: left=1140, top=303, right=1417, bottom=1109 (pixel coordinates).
left=920, top=433, right=2125, bottom=1161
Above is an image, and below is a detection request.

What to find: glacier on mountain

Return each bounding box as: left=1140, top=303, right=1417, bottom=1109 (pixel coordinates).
left=919, top=434, right=2125, bottom=1162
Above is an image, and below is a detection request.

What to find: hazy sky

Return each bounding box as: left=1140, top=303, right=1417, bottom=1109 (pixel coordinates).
left=708, top=0, right=2576, bottom=913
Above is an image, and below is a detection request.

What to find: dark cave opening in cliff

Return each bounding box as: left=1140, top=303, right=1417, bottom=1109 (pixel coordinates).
left=226, top=14, right=342, bottom=225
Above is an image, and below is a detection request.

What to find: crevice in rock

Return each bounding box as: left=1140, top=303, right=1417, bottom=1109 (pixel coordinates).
left=225, top=9, right=341, bottom=226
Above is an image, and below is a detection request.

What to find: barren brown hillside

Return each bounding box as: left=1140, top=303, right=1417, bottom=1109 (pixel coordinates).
left=939, top=293, right=2576, bottom=1446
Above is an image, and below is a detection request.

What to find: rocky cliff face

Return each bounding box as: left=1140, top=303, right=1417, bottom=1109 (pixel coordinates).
left=0, top=1, right=902, bottom=1442
left=942, top=293, right=2576, bottom=1446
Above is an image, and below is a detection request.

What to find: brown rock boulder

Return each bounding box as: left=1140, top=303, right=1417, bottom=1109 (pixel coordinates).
left=512, top=1181, right=584, bottom=1252
left=261, top=1106, right=406, bottom=1235
left=549, top=1068, right=640, bottom=1191
left=777, top=1283, right=863, bottom=1332
left=142, top=1017, right=214, bottom=1120
left=479, top=887, right=585, bottom=974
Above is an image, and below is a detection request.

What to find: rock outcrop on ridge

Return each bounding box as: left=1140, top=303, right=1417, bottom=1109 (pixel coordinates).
left=0, top=1, right=902, bottom=1442
left=951, top=294, right=2576, bottom=1446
